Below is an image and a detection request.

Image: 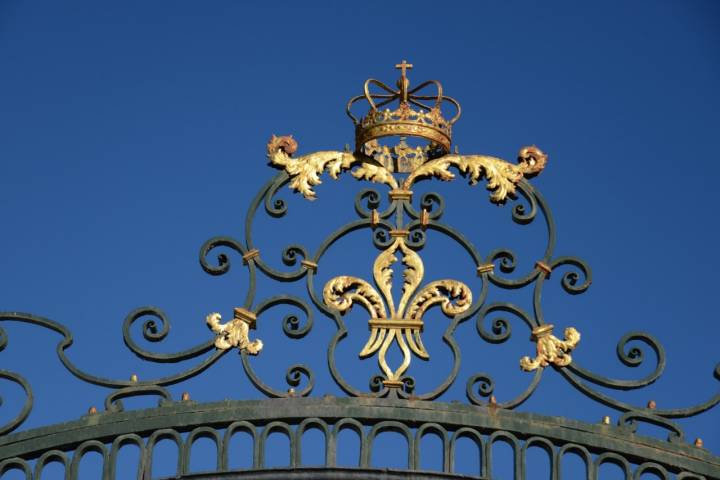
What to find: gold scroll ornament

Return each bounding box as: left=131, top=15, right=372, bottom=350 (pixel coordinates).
left=323, top=235, right=472, bottom=387
left=402, top=146, right=546, bottom=203
left=267, top=135, right=397, bottom=200
left=520, top=324, right=580, bottom=371
left=206, top=307, right=263, bottom=355
left=268, top=135, right=546, bottom=204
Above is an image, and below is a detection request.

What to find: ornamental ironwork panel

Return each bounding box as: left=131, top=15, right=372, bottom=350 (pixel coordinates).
left=0, top=63, right=718, bottom=479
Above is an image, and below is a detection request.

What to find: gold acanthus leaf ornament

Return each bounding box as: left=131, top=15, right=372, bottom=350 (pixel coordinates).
left=206, top=308, right=263, bottom=355
left=403, top=146, right=547, bottom=203
left=352, top=162, right=399, bottom=190
left=267, top=135, right=397, bottom=200
left=323, top=237, right=472, bottom=385
left=520, top=324, right=580, bottom=371
left=267, top=135, right=546, bottom=204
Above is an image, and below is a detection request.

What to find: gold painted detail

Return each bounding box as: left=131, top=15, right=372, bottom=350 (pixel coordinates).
left=353, top=162, right=399, bottom=191
left=402, top=146, right=547, bottom=204
left=535, top=260, right=552, bottom=276
left=301, top=260, right=318, bottom=272
left=368, top=318, right=423, bottom=329
left=476, top=263, right=495, bottom=275
left=357, top=120, right=451, bottom=158
left=323, top=238, right=472, bottom=385
left=363, top=138, right=428, bottom=173
left=520, top=324, right=580, bottom=371
left=388, top=189, right=413, bottom=201
left=347, top=61, right=460, bottom=155
left=206, top=307, right=263, bottom=355
left=267, top=135, right=547, bottom=204
left=269, top=66, right=547, bottom=203
left=421, top=209, right=429, bottom=229
left=242, top=249, right=260, bottom=264
left=389, top=229, right=410, bottom=238
left=267, top=135, right=397, bottom=200
left=382, top=379, right=404, bottom=388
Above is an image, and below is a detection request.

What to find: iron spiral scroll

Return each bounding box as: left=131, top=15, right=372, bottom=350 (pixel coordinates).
left=0, top=134, right=717, bottom=447
left=1, top=57, right=718, bottom=479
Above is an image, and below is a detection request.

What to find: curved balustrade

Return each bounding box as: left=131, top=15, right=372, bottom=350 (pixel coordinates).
left=0, top=398, right=717, bottom=479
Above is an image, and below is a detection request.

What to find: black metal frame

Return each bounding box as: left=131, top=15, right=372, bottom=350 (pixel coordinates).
left=1, top=163, right=718, bottom=479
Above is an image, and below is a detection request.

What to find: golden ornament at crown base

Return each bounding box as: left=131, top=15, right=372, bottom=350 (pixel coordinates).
left=356, top=109, right=452, bottom=155
left=267, top=62, right=548, bottom=204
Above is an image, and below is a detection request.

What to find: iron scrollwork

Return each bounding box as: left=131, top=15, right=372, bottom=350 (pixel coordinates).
left=0, top=63, right=717, bottom=453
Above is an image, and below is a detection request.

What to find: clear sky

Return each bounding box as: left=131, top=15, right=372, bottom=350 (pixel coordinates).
left=1, top=0, right=719, bottom=477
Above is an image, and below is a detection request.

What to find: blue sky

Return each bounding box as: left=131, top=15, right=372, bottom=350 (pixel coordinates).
left=1, top=0, right=719, bottom=476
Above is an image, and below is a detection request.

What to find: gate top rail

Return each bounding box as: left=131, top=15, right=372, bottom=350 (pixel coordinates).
left=0, top=398, right=718, bottom=478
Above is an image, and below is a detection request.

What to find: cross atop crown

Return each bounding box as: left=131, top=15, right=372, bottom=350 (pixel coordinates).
left=395, top=60, right=413, bottom=102
left=395, top=59, right=413, bottom=75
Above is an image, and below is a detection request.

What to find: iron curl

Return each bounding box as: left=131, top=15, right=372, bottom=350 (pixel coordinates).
left=466, top=373, right=495, bottom=405
left=199, top=236, right=248, bottom=276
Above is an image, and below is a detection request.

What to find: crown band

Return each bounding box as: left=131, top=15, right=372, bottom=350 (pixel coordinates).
left=356, top=122, right=451, bottom=153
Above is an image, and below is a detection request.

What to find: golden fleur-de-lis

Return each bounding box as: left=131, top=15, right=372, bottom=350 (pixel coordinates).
left=323, top=236, right=472, bottom=388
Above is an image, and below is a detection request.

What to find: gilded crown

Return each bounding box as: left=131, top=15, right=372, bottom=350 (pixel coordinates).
left=347, top=61, right=460, bottom=169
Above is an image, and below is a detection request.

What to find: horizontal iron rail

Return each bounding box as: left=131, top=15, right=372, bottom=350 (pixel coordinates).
left=0, top=397, right=717, bottom=478
left=174, top=466, right=482, bottom=479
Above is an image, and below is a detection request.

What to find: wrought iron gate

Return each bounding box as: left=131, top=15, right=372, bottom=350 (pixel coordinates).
left=1, top=63, right=718, bottom=479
